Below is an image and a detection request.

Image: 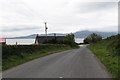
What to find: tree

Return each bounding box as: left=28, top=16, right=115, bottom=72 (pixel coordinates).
left=63, top=33, right=78, bottom=47
left=64, top=33, right=74, bottom=44
left=84, top=33, right=102, bottom=44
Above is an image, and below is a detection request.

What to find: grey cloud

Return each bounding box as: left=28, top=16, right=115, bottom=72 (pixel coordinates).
left=77, top=2, right=117, bottom=13
left=0, top=0, right=118, bottom=37
left=1, top=25, right=43, bottom=32
left=1, top=0, right=41, bottom=19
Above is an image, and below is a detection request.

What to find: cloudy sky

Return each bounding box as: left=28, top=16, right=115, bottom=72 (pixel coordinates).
left=0, top=0, right=119, bottom=37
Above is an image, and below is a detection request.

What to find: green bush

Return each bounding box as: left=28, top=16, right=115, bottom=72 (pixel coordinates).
left=107, top=34, right=120, bottom=56
left=63, top=33, right=78, bottom=47
left=84, top=33, right=102, bottom=44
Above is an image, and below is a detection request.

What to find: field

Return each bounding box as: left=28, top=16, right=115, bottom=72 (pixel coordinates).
left=88, top=35, right=119, bottom=79
left=2, top=44, right=79, bottom=71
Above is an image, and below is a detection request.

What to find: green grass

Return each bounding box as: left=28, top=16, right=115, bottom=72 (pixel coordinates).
left=2, top=44, right=79, bottom=71
left=88, top=35, right=119, bottom=79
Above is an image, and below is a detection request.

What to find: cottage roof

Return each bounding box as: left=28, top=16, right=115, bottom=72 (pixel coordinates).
left=35, top=36, right=65, bottom=44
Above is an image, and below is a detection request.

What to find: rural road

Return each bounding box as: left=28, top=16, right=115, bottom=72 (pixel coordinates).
left=3, top=45, right=111, bottom=78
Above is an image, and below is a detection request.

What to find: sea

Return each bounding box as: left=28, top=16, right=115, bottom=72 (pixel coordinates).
left=6, top=38, right=84, bottom=45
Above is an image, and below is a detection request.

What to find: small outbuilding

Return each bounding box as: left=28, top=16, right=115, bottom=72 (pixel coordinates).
left=35, top=34, right=65, bottom=45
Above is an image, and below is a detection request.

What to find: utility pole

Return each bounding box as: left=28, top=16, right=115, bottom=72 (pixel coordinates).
left=45, top=22, right=48, bottom=43
left=45, top=22, right=48, bottom=37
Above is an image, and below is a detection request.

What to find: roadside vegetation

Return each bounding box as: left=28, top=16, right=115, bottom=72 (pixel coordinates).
left=84, top=33, right=102, bottom=44
left=3, top=44, right=78, bottom=71
left=88, top=34, right=119, bottom=79
left=2, top=33, right=79, bottom=71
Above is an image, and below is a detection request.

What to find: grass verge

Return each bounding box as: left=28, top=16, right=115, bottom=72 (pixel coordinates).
left=2, top=44, right=79, bottom=71
left=88, top=37, right=119, bottom=79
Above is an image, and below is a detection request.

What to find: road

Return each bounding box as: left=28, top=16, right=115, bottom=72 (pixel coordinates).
left=3, top=45, right=111, bottom=78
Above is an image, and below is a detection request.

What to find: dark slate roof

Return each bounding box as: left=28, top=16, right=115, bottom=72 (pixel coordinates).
left=35, top=36, right=65, bottom=44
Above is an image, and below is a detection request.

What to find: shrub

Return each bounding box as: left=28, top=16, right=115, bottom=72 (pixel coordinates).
left=84, top=33, right=102, bottom=44
left=107, top=34, right=120, bottom=56
left=63, top=33, right=78, bottom=47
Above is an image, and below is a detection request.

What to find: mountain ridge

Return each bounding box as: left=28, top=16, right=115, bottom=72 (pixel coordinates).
left=8, top=30, right=117, bottom=39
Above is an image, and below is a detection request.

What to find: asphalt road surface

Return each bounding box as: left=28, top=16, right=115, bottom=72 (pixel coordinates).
left=3, top=45, right=111, bottom=78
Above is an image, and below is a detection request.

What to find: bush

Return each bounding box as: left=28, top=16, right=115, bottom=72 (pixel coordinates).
left=107, top=34, right=120, bottom=56
left=84, top=33, right=102, bottom=44
left=63, top=33, right=78, bottom=47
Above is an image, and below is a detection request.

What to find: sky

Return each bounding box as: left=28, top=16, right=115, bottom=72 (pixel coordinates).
left=0, top=0, right=119, bottom=37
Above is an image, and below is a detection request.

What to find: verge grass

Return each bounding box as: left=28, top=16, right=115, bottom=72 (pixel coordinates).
left=88, top=35, right=119, bottom=79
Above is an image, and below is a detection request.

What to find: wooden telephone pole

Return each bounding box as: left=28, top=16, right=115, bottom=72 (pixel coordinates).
left=45, top=22, right=47, bottom=37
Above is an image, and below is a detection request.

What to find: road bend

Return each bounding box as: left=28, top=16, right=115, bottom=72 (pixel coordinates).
left=3, top=45, right=111, bottom=78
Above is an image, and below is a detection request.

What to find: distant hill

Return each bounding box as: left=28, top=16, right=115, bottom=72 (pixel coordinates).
left=8, top=34, right=37, bottom=39
left=8, top=30, right=117, bottom=39
left=8, top=33, right=66, bottom=39
left=40, top=33, right=66, bottom=36
left=74, top=30, right=117, bottom=38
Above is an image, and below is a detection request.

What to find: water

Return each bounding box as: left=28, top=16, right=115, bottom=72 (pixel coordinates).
left=6, top=39, right=35, bottom=45
left=75, top=38, right=84, bottom=43
left=6, top=38, right=84, bottom=45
